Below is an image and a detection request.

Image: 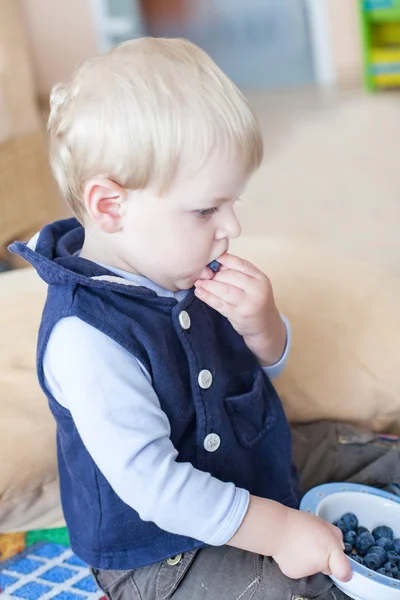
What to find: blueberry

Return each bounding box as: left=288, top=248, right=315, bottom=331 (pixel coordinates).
left=357, top=526, right=370, bottom=536
left=387, top=551, right=400, bottom=566
left=355, top=532, right=375, bottom=556
left=344, top=543, right=353, bottom=555
left=341, top=513, right=358, bottom=530
left=334, top=520, right=348, bottom=535
left=207, top=260, right=220, bottom=273
left=383, top=561, right=399, bottom=577
left=393, top=539, right=400, bottom=554
left=364, top=553, right=383, bottom=570
left=369, top=546, right=387, bottom=564
left=344, top=530, right=357, bottom=546
left=351, top=555, right=364, bottom=565
left=375, top=537, right=394, bottom=551
left=377, top=568, right=393, bottom=578
left=372, top=526, right=394, bottom=541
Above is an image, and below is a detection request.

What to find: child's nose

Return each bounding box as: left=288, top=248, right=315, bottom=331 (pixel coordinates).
left=225, top=212, right=241, bottom=240
left=215, top=207, right=241, bottom=240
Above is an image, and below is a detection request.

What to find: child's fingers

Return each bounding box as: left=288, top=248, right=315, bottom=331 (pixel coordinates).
left=328, top=549, right=352, bottom=582
left=332, top=525, right=345, bottom=547
left=199, top=266, right=217, bottom=280
left=212, top=269, right=254, bottom=293
left=195, top=278, right=245, bottom=307
left=194, top=285, right=235, bottom=318
left=218, top=253, right=260, bottom=278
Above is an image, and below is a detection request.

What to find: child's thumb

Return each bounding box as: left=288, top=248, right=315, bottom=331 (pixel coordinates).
left=328, top=548, right=352, bottom=582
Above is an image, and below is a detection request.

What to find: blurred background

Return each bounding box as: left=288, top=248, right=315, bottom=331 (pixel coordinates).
left=1, top=0, right=400, bottom=275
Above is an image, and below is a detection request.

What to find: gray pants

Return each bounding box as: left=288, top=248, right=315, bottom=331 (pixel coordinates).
left=92, top=421, right=400, bottom=600
left=92, top=547, right=346, bottom=600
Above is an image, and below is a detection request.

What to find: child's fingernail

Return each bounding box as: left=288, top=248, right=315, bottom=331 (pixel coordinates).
left=194, top=280, right=202, bottom=287
left=195, top=287, right=203, bottom=296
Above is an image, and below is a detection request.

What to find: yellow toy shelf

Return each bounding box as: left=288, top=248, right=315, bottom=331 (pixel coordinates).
left=360, top=0, right=400, bottom=89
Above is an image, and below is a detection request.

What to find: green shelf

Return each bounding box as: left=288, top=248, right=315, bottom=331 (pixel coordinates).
left=367, top=8, right=400, bottom=22
left=359, top=0, right=400, bottom=90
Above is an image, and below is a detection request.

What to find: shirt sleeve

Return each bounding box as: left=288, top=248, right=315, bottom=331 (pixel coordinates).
left=43, top=317, right=249, bottom=546
left=262, top=314, right=291, bottom=380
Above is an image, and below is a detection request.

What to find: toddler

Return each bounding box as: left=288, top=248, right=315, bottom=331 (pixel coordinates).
left=11, top=38, right=351, bottom=599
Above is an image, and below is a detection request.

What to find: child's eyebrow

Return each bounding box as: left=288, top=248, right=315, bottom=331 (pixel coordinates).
left=210, top=197, right=230, bottom=205
left=193, top=195, right=239, bottom=207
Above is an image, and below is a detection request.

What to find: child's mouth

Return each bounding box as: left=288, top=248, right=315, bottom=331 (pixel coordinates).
left=197, top=261, right=220, bottom=281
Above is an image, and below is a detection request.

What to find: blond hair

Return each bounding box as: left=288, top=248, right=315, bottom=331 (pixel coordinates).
left=48, top=37, right=263, bottom=221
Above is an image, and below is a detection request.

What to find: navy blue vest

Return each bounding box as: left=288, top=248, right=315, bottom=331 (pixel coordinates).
left=10, top=219, right=301, bottom=570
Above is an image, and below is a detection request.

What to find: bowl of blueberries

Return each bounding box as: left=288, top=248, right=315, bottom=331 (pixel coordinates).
left=300, top=482, right=400, bottom=600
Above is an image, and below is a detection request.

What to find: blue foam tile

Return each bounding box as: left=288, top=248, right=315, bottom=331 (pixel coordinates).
left=32, top=544, right=67, bottom=560
left=51, top=592, right=86, bottom=600
left=40, top=566, right=77, bottom=583
left=8, top=558, right=44, bottom=575
left=11, top=581, right=52, bottom=600
left=63, top=556, right=86, bottom=568
left=73, top=576, right=98, bottom=593
left=0, top=573, right=18, bottom=589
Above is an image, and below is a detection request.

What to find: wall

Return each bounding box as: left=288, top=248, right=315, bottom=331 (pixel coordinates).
left=327, top=0, right=363, bottom=84
left=20, top=0, right=98, bottom=99
left=0, top=0, right=40, bottom=142
left=20, top=0, right=363, bottom=100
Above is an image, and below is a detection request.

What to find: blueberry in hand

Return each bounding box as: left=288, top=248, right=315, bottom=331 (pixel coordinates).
left=356, top=526, right=369, bottom=536
left=373, top=526, right=394, bottom=541
left=393, top=539, right=400, bottom=554
left=334, top=520, right=348, bottom=535
left=375, top=537, right=394, bottom=551
left=207, top=260, right=220, bottom=273
left=383, top=561, right=399, bottom=577
left=344, top=543, right=353, bottom=555
left=355, top=532, right=375, bottom=556
left=341, top=513, right=358, bottom=530
left=344, top=530, right=357, bottom=546
left=364, top=553, right=383, bottom=570
left=352, top=555, right=364, bottom=565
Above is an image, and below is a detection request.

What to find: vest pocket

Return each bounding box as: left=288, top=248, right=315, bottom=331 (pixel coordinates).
left=224, top=369, right=278, bottom=449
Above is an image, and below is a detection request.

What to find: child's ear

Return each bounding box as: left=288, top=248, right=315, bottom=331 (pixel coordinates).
left=84, top=178, right=127, bottom=233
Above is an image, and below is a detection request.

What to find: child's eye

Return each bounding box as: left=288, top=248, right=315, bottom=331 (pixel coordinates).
left=196, top=207, right=218, bottom=218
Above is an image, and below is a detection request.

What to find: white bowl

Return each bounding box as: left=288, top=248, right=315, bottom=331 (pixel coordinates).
left=300, top=482, right=400, bottom=600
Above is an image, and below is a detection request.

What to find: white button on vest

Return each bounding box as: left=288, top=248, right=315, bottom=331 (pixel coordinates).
left=178, top=310, right=191, bottom=330
left=204, top=433, right=221, bottom=452
left=198, top=369, right=213, bottom=389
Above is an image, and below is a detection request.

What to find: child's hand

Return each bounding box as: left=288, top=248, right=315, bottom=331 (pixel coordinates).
left=228, top=496, right=352, bottom=582
left=195, top=253, right=286, bottom=365
left=273, top=508, right=352, bottom=581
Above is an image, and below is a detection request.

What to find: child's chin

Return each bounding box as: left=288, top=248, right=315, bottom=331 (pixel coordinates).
left=173, top=275, right=197, bottom=291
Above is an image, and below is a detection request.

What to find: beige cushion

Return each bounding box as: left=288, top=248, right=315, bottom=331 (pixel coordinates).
left=232, top=236, right=400, bottom=434
left=0, top=268, right=63, bottom=531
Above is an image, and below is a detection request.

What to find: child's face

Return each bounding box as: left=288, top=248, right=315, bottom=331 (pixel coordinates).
left=119, top=154, right=248, bottom=291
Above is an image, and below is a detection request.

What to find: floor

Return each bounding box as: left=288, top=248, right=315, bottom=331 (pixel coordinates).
left=238, top=85, right=400, bottom=277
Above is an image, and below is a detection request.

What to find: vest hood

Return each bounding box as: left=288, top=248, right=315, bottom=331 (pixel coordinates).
left=9, top=218, right=157, bottom=299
